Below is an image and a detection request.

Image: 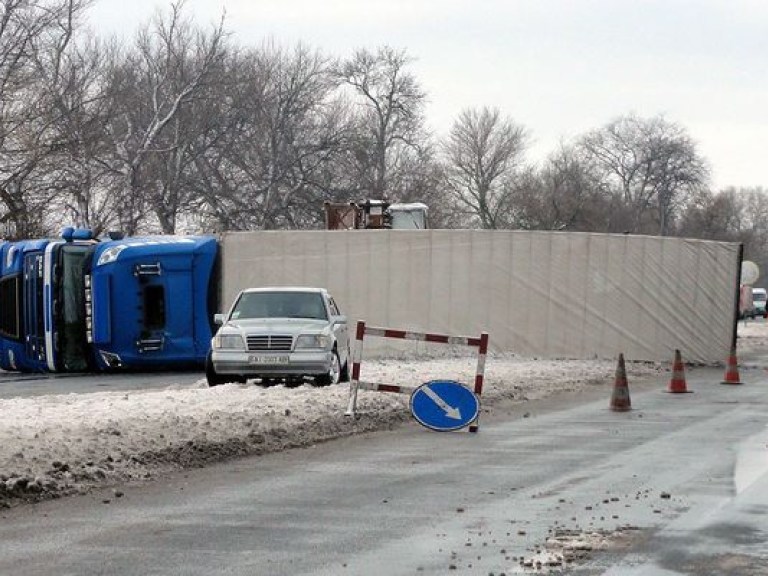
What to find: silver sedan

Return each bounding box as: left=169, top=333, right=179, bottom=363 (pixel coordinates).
left=206, top=287, right=350, bottom=387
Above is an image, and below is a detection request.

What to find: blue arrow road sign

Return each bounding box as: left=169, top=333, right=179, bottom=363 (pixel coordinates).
left=410, top=380, right=480, bottom=432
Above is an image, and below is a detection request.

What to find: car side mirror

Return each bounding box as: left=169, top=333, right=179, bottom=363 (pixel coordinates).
left=333, top=314, right=347, bottom=325
left=214, top=313, right=225, bottom=325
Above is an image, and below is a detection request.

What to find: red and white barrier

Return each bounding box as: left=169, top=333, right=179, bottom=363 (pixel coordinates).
left=345, top=320, right=490, bottom=433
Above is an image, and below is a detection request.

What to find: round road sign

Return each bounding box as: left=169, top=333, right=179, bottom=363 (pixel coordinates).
left=410, top=380, right=480, bottom=432
left=741, top=260, right=759, bottom=285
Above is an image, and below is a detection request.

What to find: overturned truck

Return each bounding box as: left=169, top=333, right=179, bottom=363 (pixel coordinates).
left=0, top=221, right=742, bottom=373
left=0, top=229, right=218, bottom=373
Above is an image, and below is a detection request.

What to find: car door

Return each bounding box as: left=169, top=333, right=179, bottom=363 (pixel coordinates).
left=327, top=295, right=349, bottom=363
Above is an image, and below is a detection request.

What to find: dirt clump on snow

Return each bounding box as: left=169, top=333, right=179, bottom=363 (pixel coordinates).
left=514, top=526, right=642, bottom=573
left=0, top=354, right=664, bottom=508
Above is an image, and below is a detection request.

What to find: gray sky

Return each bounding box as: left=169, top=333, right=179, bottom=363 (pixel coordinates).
left=88, top=0, right=767, bottom=190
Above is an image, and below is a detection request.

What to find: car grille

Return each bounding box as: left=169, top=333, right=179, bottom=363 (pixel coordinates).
left=246, top=335, right=293, bottom=351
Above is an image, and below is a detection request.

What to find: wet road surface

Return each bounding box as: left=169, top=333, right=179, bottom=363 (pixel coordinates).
left=0, top=363, right=766, bottom=575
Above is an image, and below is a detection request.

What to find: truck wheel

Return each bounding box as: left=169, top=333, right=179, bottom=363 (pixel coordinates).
left=315, top=350, right=341, bottom=387
left=205, top=352, right=229, bottom=387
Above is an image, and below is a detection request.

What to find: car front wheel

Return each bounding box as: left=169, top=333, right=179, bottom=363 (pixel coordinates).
left=205, top=351, right=229, bottom=387
left=315, top=350, right=341, bottom=386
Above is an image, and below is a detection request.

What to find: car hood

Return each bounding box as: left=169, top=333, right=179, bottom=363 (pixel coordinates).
left=224, top=318, right=330, bottom=335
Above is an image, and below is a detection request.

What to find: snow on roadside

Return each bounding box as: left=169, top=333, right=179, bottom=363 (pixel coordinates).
left=736, top=318, right=768, bottom=358
left=0, top=354, right=668, bottom=507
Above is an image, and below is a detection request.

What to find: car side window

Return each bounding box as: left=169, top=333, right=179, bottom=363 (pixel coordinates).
left=328, top=297, right=340, bottom=316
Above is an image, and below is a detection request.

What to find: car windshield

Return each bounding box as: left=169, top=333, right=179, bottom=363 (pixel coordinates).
left=230, top=291, right=328, bottom=320
left=754, top=292, right=767, bottom=302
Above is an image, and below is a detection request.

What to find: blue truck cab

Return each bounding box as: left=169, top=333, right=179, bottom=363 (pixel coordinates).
left=87, top=235, right=218, bottom=370
left=0, top=229, right=218, bottom=373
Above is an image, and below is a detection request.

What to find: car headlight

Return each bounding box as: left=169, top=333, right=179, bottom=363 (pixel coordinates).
left=295, top=334, right=329, bottom=349
left=214, top=333, right=245, bottom=350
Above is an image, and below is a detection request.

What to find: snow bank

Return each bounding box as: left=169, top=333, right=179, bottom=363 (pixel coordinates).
left=0, top=353, right=669, bottom=507
left=735, top=318, right=768, bottom=357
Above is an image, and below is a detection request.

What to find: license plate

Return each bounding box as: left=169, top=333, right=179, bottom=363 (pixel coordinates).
left=249, top=355, right=290, bottom=365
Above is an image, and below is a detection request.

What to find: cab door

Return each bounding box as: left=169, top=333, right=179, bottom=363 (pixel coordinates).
left=327, top=295, right=349, bottom=366
left=133, top=256, right=196, bottom=363
left=134, top=263, right=167, bottom=354
left=23, top=253, right=46, bottom=369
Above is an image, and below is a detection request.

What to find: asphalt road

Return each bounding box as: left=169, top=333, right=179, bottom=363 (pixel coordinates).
left=1, top=363, right=767, bottom=575
left=0, top=370, right=204, bottom=399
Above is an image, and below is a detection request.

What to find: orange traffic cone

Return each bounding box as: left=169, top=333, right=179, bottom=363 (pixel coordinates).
left=667, top=349, right=692, bottom=393
left=720, top=345, right=742, bottom=385
left=610, top=353, right=631, bottom=411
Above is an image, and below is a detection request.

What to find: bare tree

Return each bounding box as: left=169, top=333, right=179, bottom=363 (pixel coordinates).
left=443, top=106, right=527, bottom=229
left=0, top=0, right=94, bottom=237
left=250, top=42, right=350, bottom=229
left=677, top=188, right=742, bottom=241
left=508, top=144, right=610, bottom=231
left=191, top=42, right=354, bottom=231
left=1, top=3, right=727, bottom=240
left=337, top=46, right=426, bottom=199
left=102, top=1, right=227, bottom=234
left=578, top=114, right=709, bottom=235
left=27, top=4, right=122, bottom=234
left=678, top=187, right=768, bottom=287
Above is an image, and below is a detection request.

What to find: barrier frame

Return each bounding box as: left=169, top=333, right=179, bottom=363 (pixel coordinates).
left=344, top=320, right=490, bottom=433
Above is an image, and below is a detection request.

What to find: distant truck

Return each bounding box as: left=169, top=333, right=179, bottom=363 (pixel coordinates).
left=752, top=287, right=767, bottom=318
left=324, top=200, right=428, bottom=230
left=0, top=229, right=218, bottom=372
left=739, top=284, right=754, bottom=319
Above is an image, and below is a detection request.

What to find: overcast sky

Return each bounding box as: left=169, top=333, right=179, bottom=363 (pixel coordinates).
left=87, top=0, right=767, bottom=190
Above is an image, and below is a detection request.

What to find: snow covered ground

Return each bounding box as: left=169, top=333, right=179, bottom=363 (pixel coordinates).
left=2, top=320, right=766, bottom=508
left=733, top=317, right=768, bottom=357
